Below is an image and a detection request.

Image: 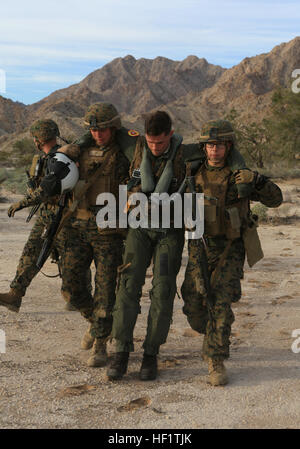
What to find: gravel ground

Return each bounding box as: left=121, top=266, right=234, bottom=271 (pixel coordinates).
left=0, top=182, right=299, bottom=430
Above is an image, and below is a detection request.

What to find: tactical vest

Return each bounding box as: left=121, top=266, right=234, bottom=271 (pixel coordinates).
left=129, top=138, right=185, bottom=195
left=75, top=142, right=121, bottom=221
left=194, top=164, right=249, bottom=239
left=28, top=145, right=61, bottom=211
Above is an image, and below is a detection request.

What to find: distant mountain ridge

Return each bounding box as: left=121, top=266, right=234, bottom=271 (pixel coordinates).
left=1, top=36, right=299, bottom=149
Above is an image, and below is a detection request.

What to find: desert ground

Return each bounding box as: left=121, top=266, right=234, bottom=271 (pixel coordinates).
left=0, top=180, right=299, bottom=430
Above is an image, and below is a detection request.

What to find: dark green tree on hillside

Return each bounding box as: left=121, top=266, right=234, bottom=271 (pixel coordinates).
left=265, top=86, right=300, bottom=160
left=226, top=85, right=300, bottom=168
left=11, top=138, right=37, bottom=167
left=225, top=109, right=270, bottom=168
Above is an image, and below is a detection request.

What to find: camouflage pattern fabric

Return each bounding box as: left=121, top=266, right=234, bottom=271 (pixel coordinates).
left=9, top=145, right=92, bottom=299
left=111, top=228, right=185, bottom=355
left=181, top=238, right=245, bottom=360
left=11, top=205, right=64, bottom=295
left=84, top=103, right=121, bottom=130
left=10, top=145, right=62, bottom=296
left=250, top=179, right=283, bottom=207
left=199, top=120, right=235, bottom=143
left=61, top=216, right=124, bottom=339
left=58, top=124, right=131, bottom=340
left=30, top=119, right=59, bottom=142
left=181, top=161, right=283, bottom=361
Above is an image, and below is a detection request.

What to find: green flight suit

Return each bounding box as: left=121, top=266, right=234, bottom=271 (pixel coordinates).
left=111, top=135, right=186, bottom=355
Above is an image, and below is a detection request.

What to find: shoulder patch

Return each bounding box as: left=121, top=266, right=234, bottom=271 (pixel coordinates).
left=128, top=129, right=139, bottom=137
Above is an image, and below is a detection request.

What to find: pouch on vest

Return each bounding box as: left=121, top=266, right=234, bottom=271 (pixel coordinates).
left=87, top=175, right=111, bottom=205
left=204, top=204, right=217, bottom=222
left=225, top=207, right=241, bottom=239
left=204, top=202, right=220, bottom=236
left=243, top=215, right=264, bottom=267
left=29, top=154, right=42, bottom=178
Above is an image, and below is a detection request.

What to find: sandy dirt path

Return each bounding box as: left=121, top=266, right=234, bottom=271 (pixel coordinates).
left=0, top=182, right=299, bottom=429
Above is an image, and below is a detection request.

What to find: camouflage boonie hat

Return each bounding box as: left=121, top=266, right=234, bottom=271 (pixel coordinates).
left=199, top=120, right=235, bottom=143
left=30, top=119, right=59, bottom=142
left=84, top=103, right=121, bottom=130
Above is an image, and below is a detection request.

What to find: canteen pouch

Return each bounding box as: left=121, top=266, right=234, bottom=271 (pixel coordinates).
left=225, top=207, right=241, bottom=239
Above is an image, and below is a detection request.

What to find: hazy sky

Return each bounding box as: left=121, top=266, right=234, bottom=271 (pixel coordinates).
left=0, top=0, right=299, bottom=104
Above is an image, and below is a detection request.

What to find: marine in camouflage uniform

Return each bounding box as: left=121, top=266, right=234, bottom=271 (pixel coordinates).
left=59, top=103, right=139, bottom=367
left=181, top=120, right=283, bottom=386
left=0, top=119, right=88, bottom=312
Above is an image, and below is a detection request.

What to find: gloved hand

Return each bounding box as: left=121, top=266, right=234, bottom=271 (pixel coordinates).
left=234, top=169, right=255, bottom=184
left=7, top=201, right=25, bottom=217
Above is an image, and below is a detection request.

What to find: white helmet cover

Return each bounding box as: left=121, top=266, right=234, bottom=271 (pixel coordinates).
left=46, top=152, right=79, bottom=194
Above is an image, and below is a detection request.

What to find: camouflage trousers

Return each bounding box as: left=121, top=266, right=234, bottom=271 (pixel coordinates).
left=60, top=217, right=124, bottom=339
left=10, top=206, right=64, bottom=296
left=181, top=237, right=245, bottom=360
left=111, top=228, right=185, bottom=356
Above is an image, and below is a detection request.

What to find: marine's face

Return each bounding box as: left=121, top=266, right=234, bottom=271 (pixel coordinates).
left=145, top=130, right=174, bottom=157
left=90, top=127, right=112, bottom=146
left=33, top=137, right=44, bottom=152
left=205, top=141, right=230, bottom=167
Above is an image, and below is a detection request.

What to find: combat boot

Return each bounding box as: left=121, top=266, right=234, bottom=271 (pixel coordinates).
left=80, top=325, right=95, bottom=350
left=87, top=338, right=108, bottom=367
left=139, top=354, right=157, bottom=381
left=107, top=352, right=129, bottom=380
left=207, top=358, right=228, bottom=386
left=0, top=288, right=22, bottom=313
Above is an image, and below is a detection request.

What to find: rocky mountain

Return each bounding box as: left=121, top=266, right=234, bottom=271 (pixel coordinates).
left=168, top=36, right=300, bottom=141
left=0, top=96, right=26, bottom=135
left=0, top=36, right=299, bottom=151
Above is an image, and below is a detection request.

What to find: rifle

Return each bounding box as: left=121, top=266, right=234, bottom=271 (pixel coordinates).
left=196, top=236, right=215, bottom=328
left=184, top=173, right=215, bottom=327
left=177, top=161, right=216, bottom=326
left=36, top=193, right=69, bottom=271
left=25, top=170, right=41, bottom=223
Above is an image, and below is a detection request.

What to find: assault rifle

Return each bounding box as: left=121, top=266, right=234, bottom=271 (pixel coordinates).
left=25, top=169, right=41, bottom=223
left=178, top=162, right=216, bottom=326
left=36, top=193, right=69, bottom=270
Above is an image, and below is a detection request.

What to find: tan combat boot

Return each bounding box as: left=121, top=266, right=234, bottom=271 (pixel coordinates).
left=0, top=289, right=22, bottom=313
left=207, top=358, right=228, bottom=386
left=87, top=338, right=108, bottom=367
left=80, top=325, right=95, bottom=350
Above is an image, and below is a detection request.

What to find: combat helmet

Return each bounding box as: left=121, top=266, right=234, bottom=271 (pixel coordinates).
left=41, top=152, right=79, bottom=195
left=30, top=119, right=60, bottom=143
left=199, top=120, right=235, bottom=144
left=84, top=103, right=121, bottom=130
